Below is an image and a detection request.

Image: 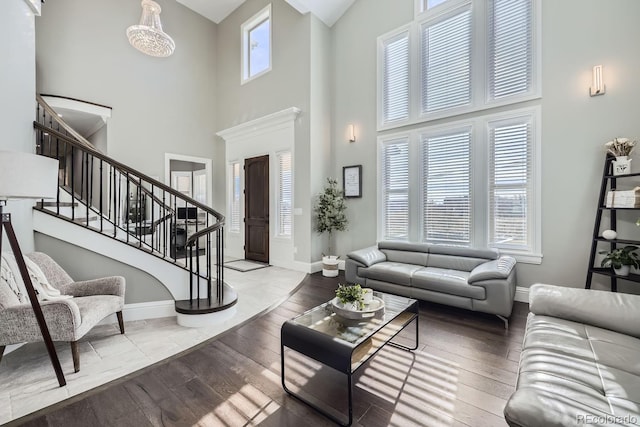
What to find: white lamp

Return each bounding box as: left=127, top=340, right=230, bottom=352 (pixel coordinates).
left=0, top=151, right=65, bottom=386
left=348, top=124, right=356, bottom=143
left=590, top=65, right=606, bottom=97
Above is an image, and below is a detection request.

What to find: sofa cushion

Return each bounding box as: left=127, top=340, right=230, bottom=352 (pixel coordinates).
left=468, top=257, right=516, bottom=282
left=378, top=241, right=430, bottom=265
left=378, top=241, right=431, bottom=253
left=426, top=245, right=498, bottom=272
left=358, top=262, right=422, bottom=286
left=504, top=313, right=640, bottom=426
left=412, top=267, right=485, bottom=300
left=347, top=246, right=387, bottom=267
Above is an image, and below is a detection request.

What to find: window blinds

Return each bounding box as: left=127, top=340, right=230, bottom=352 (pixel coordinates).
left=422, top=130, right=471, bottom=244
left=489, top=119, right=532, bottom=249
left=381, top=139, right=410, bottom=239
left=488, top=0, right=533, bottom=100
left=382, top=32, right=410, bottom=124
left=278, top=152, right=292, bottom=237
left=421, top=7, right=472, bottom=114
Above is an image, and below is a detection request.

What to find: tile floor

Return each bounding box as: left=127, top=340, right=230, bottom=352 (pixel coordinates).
left=0, top=265, right=306, bottom=424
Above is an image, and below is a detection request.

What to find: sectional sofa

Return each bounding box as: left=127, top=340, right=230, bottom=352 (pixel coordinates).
left=345, top=241, right=517, bottom=326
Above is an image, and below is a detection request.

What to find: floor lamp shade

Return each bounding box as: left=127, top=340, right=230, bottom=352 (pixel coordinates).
left=0, top=151, right=59, bottom=200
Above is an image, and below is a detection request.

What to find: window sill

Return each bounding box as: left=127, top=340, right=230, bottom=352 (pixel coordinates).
left=500, top=251, right=543, bottom=265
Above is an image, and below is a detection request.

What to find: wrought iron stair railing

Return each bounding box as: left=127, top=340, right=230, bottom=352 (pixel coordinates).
left=33, top=95, right=237, bottom=314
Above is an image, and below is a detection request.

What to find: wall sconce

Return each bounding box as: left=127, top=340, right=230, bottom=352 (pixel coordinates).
left=348, top=124, right=356, bottom=143
left=590, top=65, right=606, bottom=97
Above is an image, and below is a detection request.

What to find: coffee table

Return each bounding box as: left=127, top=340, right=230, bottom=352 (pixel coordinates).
left=280, top=291, right=419, bottom=426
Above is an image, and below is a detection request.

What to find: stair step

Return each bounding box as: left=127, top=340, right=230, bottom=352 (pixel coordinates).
left=37, top=201, right=79, bottom=208
left=73, top=216, right=98, bottom=223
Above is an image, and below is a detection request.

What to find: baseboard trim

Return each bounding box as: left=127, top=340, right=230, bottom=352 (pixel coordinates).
left=99, top=300, right=176, bottom=325
left=515, top=286, right=529, bottom=303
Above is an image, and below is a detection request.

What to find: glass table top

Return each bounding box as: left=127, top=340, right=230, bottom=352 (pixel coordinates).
left=289, top=292, right=417, bottom=346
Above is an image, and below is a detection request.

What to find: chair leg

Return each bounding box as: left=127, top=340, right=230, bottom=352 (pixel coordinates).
left=0, top=346, right=5, bottom=365
left=71, top=341, right=80, bottom=373
left=116, top=311, right=125, bottom=334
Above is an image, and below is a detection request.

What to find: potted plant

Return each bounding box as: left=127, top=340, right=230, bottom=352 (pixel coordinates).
left=335, top=284, right=364, bottom=311
left=314, top=178, right=348, bottom=277
left=605, top=137, right=637, bottom=175
left=600, top=245, right=640, bottom=276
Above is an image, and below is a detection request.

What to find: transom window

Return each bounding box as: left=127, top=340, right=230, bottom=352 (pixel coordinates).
left=380, top=0, right=539, bottom=129
left=241, top=4, right=272, bottom=83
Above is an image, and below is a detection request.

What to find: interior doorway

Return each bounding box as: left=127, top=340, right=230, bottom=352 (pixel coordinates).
left=244, top=155, right=269, bottom=263
left=164, top=153, right=213, bottom=206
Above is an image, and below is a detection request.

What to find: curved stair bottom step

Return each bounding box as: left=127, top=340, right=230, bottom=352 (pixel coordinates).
left=175, top=282, right=238, bottom=328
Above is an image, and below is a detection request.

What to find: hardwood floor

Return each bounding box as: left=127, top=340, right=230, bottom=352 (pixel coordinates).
left=10, top=273, right=526, bottom=427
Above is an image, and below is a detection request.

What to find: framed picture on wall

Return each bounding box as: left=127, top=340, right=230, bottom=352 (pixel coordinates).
left=343, top=165, right=362, bottom=198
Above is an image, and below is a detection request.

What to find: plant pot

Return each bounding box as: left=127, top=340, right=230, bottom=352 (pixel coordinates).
left=613, top=156, right=632, bottom=176
left=322, top=256, right=340, bottom=277
left=614, top=265, right=630, bottom=276
left=337, top=300, right=360, bottom=311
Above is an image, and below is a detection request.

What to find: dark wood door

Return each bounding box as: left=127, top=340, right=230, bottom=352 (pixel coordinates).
left=244, top=155, right=269, bottom=263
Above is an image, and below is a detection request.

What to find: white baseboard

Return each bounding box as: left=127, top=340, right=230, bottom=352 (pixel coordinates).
left=515, top=286, right=529, bottom=303
left=99, top=300, right=176, bottom=325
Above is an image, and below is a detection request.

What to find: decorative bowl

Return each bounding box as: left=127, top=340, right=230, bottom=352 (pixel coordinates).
left=331, top=297, right=385, bottom=320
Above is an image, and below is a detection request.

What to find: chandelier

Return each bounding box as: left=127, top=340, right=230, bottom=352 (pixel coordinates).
left=126, top=0, right=175, bottom=58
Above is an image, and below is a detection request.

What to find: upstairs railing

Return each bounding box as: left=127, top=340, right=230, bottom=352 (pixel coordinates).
left=33, top=95, right=236, bottom=314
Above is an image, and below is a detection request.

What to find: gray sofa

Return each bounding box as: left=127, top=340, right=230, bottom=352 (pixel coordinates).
left=504, top=284, right=640, bottom=427
left=345, top=241, right=517, bottom=325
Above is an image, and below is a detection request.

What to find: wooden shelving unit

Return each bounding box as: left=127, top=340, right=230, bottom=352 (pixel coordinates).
left=586, top=155, right=640, bottom=292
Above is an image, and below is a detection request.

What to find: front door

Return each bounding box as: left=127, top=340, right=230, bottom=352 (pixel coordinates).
left=244, top=155, right=269, bottom=263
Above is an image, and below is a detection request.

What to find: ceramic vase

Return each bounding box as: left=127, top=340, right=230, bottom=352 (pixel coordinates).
left=613, top=156, right=631, bottom=176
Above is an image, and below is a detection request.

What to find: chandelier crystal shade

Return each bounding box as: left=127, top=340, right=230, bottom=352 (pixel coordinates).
left=126, top=0, right=175, bottom=58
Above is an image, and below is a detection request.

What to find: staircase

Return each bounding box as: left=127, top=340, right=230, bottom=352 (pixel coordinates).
left=32, top=95, right=237, bottom=323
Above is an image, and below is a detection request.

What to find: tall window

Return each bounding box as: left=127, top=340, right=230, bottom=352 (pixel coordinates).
left=381, top=31, right=410, bottom=124
left=380, top=138, right=410, bottom=240
left=420, top=6, right=472, bottom=114
left=378, top=108, right=540, bottom=262
left=241, top=4, right=271, bottom=83
left=488, top=0, right=534, bottom=100
left=488, top=116, right=533, bottom=251
left=422, top=129, right=471, bottom=244
left=230, top=162, right=241, bottom=232
left=277, top=152, right=292, bottom=237
left=379, top=0, right=539, bottom=129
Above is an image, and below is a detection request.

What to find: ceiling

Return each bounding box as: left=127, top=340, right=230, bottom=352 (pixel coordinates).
left=175, top=0, right=355, bottom=27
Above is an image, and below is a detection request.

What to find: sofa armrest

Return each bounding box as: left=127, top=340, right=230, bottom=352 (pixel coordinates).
left=529, top=284, right=640, bottom=338
left=346, top=246, right=387, bottom=267
left=58, top=276, right=125, bottom=298
left=468, top=256, right=516, bottom=283
left=0, top=300, right=81, bottom=344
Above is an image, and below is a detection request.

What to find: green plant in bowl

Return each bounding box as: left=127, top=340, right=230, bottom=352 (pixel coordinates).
left=335, top=284, right=364, bottom=310
left=600, top=245, right=640, bottom=276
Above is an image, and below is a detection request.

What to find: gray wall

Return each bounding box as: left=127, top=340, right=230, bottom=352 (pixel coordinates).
left=331, top=0, right=640, bottom=291
left=35, top=0, right=218, bottom=184
left=309, top=15, right=333, bottom=259
left=35, top=233, right=172, bottom=304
